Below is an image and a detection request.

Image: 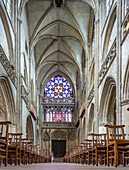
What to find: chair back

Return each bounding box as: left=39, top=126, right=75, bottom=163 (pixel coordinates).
left=90, top=134, right=107, bottom=147
left=9, top=133, right=22, bottom=148
left=0, top=121, right=11, bottom=142
left=85, top=139, right=92, bottom=149
left=105, top=125, right=125, bottom=144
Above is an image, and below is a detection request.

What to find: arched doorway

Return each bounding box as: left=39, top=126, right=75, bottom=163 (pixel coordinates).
left=26, top=116, right=34, bottom=141
left=51, top=130, right=67, bottom=157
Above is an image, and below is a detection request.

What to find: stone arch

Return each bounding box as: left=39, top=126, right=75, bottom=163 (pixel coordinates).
left=123, top=58, right=129, bottom=100
left=51, top=130, right=67, bottom=140
left=102, top=5, right=117, bottom=59
left=19, top=0, right=96, bottom=21
left=99, top=77, right=116, bottom=124
left=0, top=86, right=7, bottom=121
left=0, top=1, right=13, bottom=63
left=41, top=71, right=75, bottom=98
left=0, top=75, right=15, bottom=123
left=26, top=116, right=34, bottom=141
left=88, top=103, right=94, bottom=133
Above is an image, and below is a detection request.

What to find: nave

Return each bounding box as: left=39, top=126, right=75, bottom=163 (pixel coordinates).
left=1, top=163, right=129, bottom=170
left=0, top=0, right=129, bottom=168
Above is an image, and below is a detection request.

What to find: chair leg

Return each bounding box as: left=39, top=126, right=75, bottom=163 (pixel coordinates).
left=107, top=146, right=109, bottom=166
left=96, top=149, right=98, bottom=166
left=15, top=148, right=18, bottom=166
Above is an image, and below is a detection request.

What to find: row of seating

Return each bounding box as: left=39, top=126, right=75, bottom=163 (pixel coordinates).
left=0, top=121, right=51, bottom=166
left=65, top=125, right=129, bottom=167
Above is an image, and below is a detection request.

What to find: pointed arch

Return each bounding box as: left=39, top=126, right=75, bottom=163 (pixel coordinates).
left=99, top=77, right=116, bottom=124
left=26, top=116, right=34, bottom=141
left=0, top=1, right=13, bottom=63
left=31, top=20, right=84, bottom=49
left=102, top=5, right=117, bottom=59
left=41, top=71, right=75, bottom=98
left=0, top=74, right=15, bottom=123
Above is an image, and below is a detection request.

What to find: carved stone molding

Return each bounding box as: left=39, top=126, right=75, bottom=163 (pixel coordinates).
left=0, top=46, right=17, bottom=88
left=21, top=85, right=29, bottom=108
left=68, top=130, right=74, bottom=141
left=51, top=130, right=67, bottom=140
left=98, top=38, right=116, bottom=87
left=121, top=10, right=129, bottom=45
left=42, top=130, right=50, bottom=141
left=87, top=85, right=94, bottom=107
left=42, top=122, right=75, bottom=129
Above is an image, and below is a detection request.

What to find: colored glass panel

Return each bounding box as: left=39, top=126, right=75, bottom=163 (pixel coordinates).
left=44, top=76, right=73, bottom=99
left=44, top=106, right=72, bottom=122
left=44, top=76, right=73, bottom=122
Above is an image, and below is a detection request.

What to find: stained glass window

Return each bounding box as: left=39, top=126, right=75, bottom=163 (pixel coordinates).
left=44, top=107, right=73, bottom=122
left=44, top=75, right=73, bottom=122
left=3, top=0, right=11, bottom=17
left=44, top=76, right=73, bottom=98
left=106, top=0, right=113, bottom=16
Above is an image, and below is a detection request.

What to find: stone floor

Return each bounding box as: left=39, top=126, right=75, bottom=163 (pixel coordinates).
left=1, top=163, right=129, bottom=170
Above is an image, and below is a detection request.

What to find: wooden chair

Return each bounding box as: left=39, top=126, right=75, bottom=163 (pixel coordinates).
left=8, top=133, right=22, bottom=166
left=0, top=121, right=11, bottom=166
left=21, top=138, right=29, bottom=165
left=84, top=139, right=93, bottom=165
left=105, top=124, right=129, bottom=167
left=91, top=134, right=107, bottom=166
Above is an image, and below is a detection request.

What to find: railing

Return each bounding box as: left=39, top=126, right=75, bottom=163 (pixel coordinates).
left=0, top=45, right=17, bottom=88
left=98, top=38, right=116, bottom=86
left=42, top=97, right=75, bottom=104
left=121, top=10, right=129, bottom=44
left=87, top=85, right=94, bottom=107
left=42, top=122, right=75, bottom=129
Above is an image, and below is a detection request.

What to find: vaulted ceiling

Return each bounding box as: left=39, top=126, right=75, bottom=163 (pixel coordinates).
left=25, top=0, right=92, bottom=90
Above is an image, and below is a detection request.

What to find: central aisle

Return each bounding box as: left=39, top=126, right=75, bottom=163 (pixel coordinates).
left=1, top=163, right=129, bottom=170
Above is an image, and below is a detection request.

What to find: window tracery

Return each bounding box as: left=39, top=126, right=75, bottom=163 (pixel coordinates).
left=44, top=75, right=74, bottom=122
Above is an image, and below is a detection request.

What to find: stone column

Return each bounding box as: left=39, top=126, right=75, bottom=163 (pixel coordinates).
left=16, top=15, right=22, bottom=132
left=50, top=130, right=52, bottom=153
left=66, top=138, right=69, bottom=154
left=116, top=0, right=122, bottom=124
left=94, top=3, right=100, bottom=133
